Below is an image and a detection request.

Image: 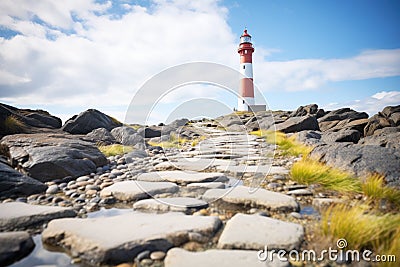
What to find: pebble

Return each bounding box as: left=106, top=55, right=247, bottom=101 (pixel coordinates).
left=136, top=250, right=150, bottom=261
left=76, top=176, right=90, bottom=182
left=150, top=251, right=166, bottom=261
left=16, top=197, right=27, bottom=203
left=46, top=185, right=59, bottom=194
left=290, top=212, right=303, bottom=219
left=141, top=259, right=153, bottom=265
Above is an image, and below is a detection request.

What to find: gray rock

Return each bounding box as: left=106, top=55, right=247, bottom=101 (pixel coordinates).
left=217, top=213, right=304, bottom=251
left=86, top=127, right=116, bottom=145
left=100, top=181, right=179, bottom=201
left=133, top=197, right=208, bottom=212
left=272, top=115, right=319, bottom=133
left=42, top=212, right=221, bottom=265
left=310, top=143, right=400, bottom=187
left=187, top=182, right=226, bottom=189
left=165, top=248, right=289, bottom=267
left=1, top=133, right=107, bottom=182
left=360, top=127, right=400, bottom=149
left=202, top=186, right=299, bottom=211
left=318, top=108, right=368, bottom=124
left=168, top=118, right=189, bottom=128
left=321, top=129, right=361, bottom=144
left=286, top=189, right=313, bottom=196
left=364, top=105, right=400, bottom=136
left=46, top=184, right=59, bottom=194
left=0, top=202, right=76, bottom=231
left=62, top=109, right=122, bottom=134
left=294, top=130, right=322, bottom=145
left=111, top=126, right=144, bottom=146
left=137, top=171, right=228, bottom=185
left=0, top=231, right=35, bottom=266
left=0, top=103, right=61, bottom=137
left=138, top=126, right=161, bottom=138
left=290, top=104, right=318, bottom=117
left=0, top=162, right=47, bottom=198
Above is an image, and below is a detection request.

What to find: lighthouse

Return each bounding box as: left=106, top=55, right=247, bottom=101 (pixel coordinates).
left=237, top=29, right=255, bottom=111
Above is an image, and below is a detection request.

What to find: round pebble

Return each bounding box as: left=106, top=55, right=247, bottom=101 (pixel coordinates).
left=150, top=251, right=166, bottom=261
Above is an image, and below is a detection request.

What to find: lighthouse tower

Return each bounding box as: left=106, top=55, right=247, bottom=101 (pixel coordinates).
left=237, top=29, right=255, bottom=111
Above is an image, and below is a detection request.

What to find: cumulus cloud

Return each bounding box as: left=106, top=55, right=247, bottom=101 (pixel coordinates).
left=0, top=0, right=399, bottom=122
left=324, top=90, right=400, bottom=116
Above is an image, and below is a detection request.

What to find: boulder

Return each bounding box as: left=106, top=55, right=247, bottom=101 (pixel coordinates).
left=294, top=130, right=322, bottom=146
left=245, top=114, right=275, bottom=131
left=310, top=143, right=400, bottom=187
left=62, top=109, right=122, bottom=134
left=217, top=214, right=304, bottom=251
left=270, top=115, right=319, bottom=133
left=318, top=108, right=368, bottom=132
left=137, top=126, right=161, bottom=138
left=0, top=102, right=62, bottom=137
left=364, top=105, right=400, bottom=136
left=42, top=212, right=221, bottom=265
left=321, top=129, right=361, bottom=144
left=0, top=162, right=47, bottom=198
left=289, top=104, right=318, bottom=117
left=111, top=126, right=144, bottom=146
left=0, top=231, right=35, bottom=266
left=86, top=127, right=116, bottom=145
left=1, top=133, right=107, bottom=182
left=359, top=128, right=400, bottom=149
left=0, top=202, right=76, bottom=231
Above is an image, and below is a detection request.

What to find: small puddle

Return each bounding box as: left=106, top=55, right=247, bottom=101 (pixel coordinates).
left=10, top=208, right=133, bottom=267
left=299, top=205, right=319, bottom=216
left=10, top=234, right=81, bottom=267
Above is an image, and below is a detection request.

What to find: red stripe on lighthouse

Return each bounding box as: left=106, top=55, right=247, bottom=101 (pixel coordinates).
left=240, top=78, right=254, bottom=97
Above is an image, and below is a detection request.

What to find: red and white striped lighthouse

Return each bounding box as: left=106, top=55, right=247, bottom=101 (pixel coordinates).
left=237, top=29, right=255, bottom=111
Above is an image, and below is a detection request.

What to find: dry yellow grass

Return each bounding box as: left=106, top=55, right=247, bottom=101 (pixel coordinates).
left=98, top=144, right=133, bottom=156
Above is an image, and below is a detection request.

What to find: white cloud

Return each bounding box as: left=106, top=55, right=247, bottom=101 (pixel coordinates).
left=255, top=49, right=400, bottom=91
left=323, top=90, right=400, bottom=116
left=0, top=0, right=399, bottom=123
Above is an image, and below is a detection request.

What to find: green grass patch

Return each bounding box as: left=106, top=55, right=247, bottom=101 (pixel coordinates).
left=362, top=174, right=400, bottom=207
left=98, top=144, right=133, bottom=157
left=290, top=159, right=362, bottom=192
left=321, top=203, right=400, bottom=265
left=251, top=130, right=312, bottom=157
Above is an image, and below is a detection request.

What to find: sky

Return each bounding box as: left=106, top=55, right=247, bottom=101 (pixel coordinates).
left=0, top=0, right=399, bottom=124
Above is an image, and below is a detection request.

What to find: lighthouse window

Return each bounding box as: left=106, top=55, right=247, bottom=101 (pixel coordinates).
left=243, top=65, right=245, bottom=69
left=243, top=100, right=245, bottom=104
left=245, top=50, right=248, bottom=54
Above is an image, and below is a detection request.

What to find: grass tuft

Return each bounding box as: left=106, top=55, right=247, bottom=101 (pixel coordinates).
left=251, top=130, right=312, bottom=157
left=362, top=174, right=400, bottom=207
left=290, top=159, right=362, bottom=192
left=98, top=144, right=133, bottom=157
left=3, top=115, right=26, bottom=134
left=148, top=133, right=191, bottom=149
left=320, top=203, right=400, bottom=265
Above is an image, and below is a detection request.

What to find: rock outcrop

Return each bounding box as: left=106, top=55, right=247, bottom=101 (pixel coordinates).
left=1, top=133, right=107, bottom=182
left=0, top=161, right=47, bottom=198
left=364, top=105, right=400, bottom=136
left=62, top=109, right=122, bottom=134
left=0, top=102, right=62, bottom=137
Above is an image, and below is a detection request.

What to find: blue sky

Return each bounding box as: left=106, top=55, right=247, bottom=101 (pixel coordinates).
left=0, top=0, right=399, bottom=124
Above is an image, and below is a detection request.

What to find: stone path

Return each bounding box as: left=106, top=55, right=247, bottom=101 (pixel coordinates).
left=203, top=185, right=299, bottom=211
left=2, top=123, right=308, bottom=266
left=0, top=202, right=76, bottom=231
left=42, top=212, right=221, bottom=265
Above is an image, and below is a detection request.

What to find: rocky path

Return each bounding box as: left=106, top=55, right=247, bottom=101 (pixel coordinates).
left=2, top=123, right=320, bottom=267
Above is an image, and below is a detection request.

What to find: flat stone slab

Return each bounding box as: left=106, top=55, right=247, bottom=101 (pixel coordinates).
left=187, top=182, right=226, bottom=189
left=100, top=181, right=179, bottom=201
left=133, top=197, right=208, bottom=212
left=216, top=165, right=289, bottom=175
left=218, top=214, right=304, bottom=251
left=164, top=248, right=289, bottom=267
left=0, top=231, right=35, bottom=266
left=202, top=186, right=299, bottom=211
left=154, top=158, right=216, bottom=171
left=0, top=202, right=77, bottom=231
left=137, top=171, right=228, bottom=185
left=42, top=212, right=221, bottom=265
